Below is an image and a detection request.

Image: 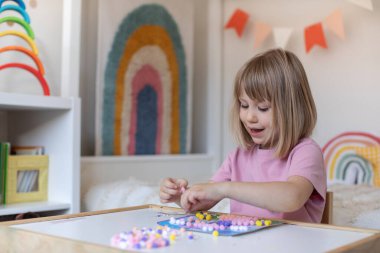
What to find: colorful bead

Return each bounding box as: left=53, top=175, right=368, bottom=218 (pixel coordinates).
left=169, top=233, right=176, bottom=241
left=111, top=225, right=187, bottom=250
left=264, top=220, right=272, bottom=226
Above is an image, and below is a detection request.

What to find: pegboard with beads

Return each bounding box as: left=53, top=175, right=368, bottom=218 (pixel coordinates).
left=157, top=211, right=282, bottom=236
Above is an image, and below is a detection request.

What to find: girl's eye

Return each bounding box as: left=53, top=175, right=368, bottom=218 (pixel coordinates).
left=240, top=103, right=248, bottom=109
left=258, top=107, right=269, bottom=112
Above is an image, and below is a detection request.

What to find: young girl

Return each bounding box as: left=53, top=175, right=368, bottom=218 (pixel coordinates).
left=160, top=48, right=326, bottom=223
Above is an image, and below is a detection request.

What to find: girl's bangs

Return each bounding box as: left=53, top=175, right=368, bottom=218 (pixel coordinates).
left=241, top=63, right=272, bottom=102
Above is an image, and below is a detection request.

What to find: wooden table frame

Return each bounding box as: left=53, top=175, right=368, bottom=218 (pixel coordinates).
left=0, top=204, right=379, bottom=253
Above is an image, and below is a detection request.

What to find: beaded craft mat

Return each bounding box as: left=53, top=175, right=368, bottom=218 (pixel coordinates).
left=157, top=212, right=283, bottom=236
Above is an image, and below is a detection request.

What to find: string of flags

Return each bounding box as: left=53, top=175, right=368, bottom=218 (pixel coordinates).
left=225, top=0, right=374, bottom=53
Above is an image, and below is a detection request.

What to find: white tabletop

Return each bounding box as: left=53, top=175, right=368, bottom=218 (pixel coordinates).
left=10, top=207, right=377, bottom=253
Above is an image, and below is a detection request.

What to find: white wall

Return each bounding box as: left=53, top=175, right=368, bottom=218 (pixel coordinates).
left=222, top=0, right=380, bottom=157
left=80, top=0, right=380, bottom=168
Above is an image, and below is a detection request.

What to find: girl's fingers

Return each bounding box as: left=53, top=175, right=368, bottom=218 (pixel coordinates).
left=162, top=186, right=180, bottom=196
left=180, top=192, right=191, bottom=211
left=189, top=194, right=199, bottom=205
left=159, top=191, right=172, bottom=202
left=164, top=178, right=179, bottom=189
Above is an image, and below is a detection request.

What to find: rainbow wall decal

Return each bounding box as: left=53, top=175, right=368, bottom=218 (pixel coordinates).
left=322, top=132, right=380, bottom=186
left=100, top=3, right=189, bottom=155
left=0, top=0, right=50, bottom=95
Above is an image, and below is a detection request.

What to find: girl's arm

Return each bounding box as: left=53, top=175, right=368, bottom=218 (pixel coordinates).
left=181, top=176, right=313, bottom=213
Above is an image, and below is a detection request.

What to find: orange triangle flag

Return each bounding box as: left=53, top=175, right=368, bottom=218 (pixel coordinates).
left=225, top=9, right=250, bottom=37
left=304, top=23, right=328, bottom=53
left=253, top=22, right=272, bottom=49
left=325, top=9, right=345, bottom=40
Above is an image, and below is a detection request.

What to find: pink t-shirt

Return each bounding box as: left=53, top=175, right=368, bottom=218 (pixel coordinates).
left=211, top=138, right=326, bottom=223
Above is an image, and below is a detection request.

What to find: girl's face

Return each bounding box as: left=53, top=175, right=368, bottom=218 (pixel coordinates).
left=239, top=90, right=274, bottom=148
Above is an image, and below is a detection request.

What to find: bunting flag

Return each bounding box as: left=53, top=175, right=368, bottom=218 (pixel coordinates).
left=273, top=27, right=293, bottom=49
left=347, top=0, right=373, bottom=11
left=253, top=22, right=271, bottom=49
left=304, top=23, right=327, bottom=53
left=325, top=9, right=345, bottom=40
left=224, top=3, right=374, bottom=54
left=224, top=9, right=249, bottom=37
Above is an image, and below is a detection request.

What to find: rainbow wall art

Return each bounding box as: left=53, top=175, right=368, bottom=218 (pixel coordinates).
left=97, top=1, right=192, bottom=155
left=322, top=132, right=380, bottom=186
left=0, top=0, right=49, bottom=95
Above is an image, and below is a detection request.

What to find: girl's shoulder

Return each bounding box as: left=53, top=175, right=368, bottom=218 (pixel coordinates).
left=291, top=137, right=323, bottom=156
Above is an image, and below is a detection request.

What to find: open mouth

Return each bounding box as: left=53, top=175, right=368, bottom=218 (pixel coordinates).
left=250, top=128, right=264, bottom=135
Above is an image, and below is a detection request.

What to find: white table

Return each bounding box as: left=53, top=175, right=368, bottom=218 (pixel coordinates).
left=1, top=205, right=379, bottom=253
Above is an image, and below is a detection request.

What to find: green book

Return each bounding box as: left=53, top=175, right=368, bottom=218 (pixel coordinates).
left=3, top=143, right=10, bottom=204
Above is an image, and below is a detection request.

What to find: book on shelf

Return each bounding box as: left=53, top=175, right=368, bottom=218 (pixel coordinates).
left=0, top=142, right=10, bottom=204
left=11, top=146, right=45, bottom=155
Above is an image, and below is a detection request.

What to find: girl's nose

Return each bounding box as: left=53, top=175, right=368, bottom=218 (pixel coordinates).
left=247, top=108, right=258, bottom=122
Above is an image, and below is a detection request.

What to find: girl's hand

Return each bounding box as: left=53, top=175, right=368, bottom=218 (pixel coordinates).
left=159, top=178, right=188, bottom=204
left=180, top=182, right=224, bottom=212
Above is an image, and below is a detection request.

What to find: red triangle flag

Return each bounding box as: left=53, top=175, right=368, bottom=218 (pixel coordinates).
left=304, top=23, right=328, bottom=53
left=225, top=9, right=250, bottom=37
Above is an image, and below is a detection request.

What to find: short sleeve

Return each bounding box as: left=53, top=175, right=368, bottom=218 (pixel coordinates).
left=287, top=141, right=327, bottom=201
left=211, top=150, right=236, bottom=182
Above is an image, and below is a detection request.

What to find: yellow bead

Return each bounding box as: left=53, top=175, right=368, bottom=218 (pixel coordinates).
left=206, top=214, right=212, bottom=221
left=198, top=214, right=204, bottom=220
left=169, top=234, right=176, bottom=241
left=212, top=230, right=219, bottom=237
left=255, top=220, right=263, bottom=226
left=264, top=220, right=272, bottom=226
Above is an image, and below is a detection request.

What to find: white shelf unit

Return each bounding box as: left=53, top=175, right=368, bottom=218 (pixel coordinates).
left=0, top=93, right=80, bottom=217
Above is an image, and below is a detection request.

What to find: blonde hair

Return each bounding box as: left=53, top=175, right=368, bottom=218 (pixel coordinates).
left=230, top=48, right=317, bottom=158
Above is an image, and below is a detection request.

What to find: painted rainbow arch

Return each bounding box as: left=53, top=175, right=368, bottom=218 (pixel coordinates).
left=322, top=132, right=380, bottom=186
left=101, top=4, right=188, bottom=155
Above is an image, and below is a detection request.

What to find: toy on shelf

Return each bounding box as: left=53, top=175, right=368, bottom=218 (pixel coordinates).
left=0, top=0, right=26, bottom=10
left=0, top=0, right=50, bottom=96
left=0, top=46, right=45, bottom=74
left=0, top=4, right=30, bottom=23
